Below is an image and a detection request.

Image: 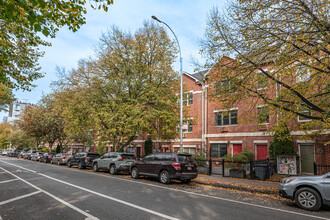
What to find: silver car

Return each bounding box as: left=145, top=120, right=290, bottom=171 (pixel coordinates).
left=92, top=152, right=136, bottom=174
left=51, top=153, right=72, bottom=165
left=279, top=172, right=330, bottom=211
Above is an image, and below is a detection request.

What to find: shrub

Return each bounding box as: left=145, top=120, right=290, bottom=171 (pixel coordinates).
left=193, top=152, right=207, bottom=167
left=144, top=139, right=153, bottom=155
left=224, top=150, right=253, bottom=171
left=269, top=123, right=296, bottom=159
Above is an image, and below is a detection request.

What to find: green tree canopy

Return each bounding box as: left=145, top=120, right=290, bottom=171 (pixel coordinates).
left=0, top=0, right=113, bottom=90
left=53, top=22, right=180, bottom=151
left=0, top=122, right=12, bottom=149
left=201, top=0, right=329, bottom=131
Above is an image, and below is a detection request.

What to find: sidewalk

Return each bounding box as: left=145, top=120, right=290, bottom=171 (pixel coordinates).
left=193, top=174, right=279, bottom=195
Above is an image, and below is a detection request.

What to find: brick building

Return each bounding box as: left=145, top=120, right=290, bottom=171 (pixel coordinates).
left=129, top=70, right=329, bottom=175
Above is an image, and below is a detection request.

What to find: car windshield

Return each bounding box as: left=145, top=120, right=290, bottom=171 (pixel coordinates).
left=178, top=154, right=194, bottom=163
left=121, top=154, right=135, bottom=159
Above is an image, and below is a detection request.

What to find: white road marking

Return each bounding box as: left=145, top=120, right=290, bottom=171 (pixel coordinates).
left=1, top=160, right=329, bottom=220
left=0, top=167, right=99, bottom=220
left=0, top=215, right=2, bottom=220
left=0, top=163, right=179, bottom=220
left=0, top=179, right=18, bottom=184
left=0, top=191, right=41, bottom=205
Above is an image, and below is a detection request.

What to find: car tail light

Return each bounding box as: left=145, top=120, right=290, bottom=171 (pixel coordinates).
left=38, top=155, right=41, bottom=157
left=48, top=156, right=52, bottom=158
left=62, top=157, right=66, bottom=159
left=196, top=164, right=198, bottom=169
left=172, top=163, right=181, bottom=170
left=119, top=159, right=126, bottom=161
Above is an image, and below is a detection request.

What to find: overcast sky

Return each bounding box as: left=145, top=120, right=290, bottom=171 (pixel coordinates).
left=1, top=0, right=227, bottom=120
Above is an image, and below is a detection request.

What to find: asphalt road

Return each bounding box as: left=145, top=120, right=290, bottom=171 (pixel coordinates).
left=0, top=156, right=329, bottom=220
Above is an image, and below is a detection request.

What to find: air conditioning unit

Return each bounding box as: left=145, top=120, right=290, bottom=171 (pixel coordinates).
left=220, top=127, right=228, bottom=132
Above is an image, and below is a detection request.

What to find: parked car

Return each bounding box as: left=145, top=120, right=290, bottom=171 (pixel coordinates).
left=130, top=152, right=198, bottom=184
left=8, top=150, right=20, bottom=157
left=92, top=153, right=136, bottom=174
left=51, top=153, right=72, bottom=165
left=31, top=152, right=45, bottom=161
left=2, top=149, right=9, bottom=156
left=40, top=152, right=57, bottom=163
left=67, top=152, right=100, bottom=169
left=19, top=150, right=28, bottom=158
left=24, top=150, right=37, bottom=160
left=279, top=172, right=330, bottom=211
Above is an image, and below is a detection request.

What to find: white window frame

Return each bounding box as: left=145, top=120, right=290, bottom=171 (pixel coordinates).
left=214, top=110, right=238, bottom=126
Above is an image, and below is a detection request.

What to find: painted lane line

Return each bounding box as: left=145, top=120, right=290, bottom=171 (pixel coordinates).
left=1, top=160, right=328, bottom=220
left=36, top=172, right=180, bottom=220
left=0, top=191, right=41, bottom=206
left=0, top=167, right=99, bottom=220
left=0, top=179, right=18, bottom=184
left=0, top=163, right=179, bottom=220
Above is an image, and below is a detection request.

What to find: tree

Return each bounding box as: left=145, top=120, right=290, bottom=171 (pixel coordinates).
left=269, top=123, right=296, bottom=166
left=18, top=105, right=46, bottom=149
left=0, top=0, right=113, bottom=90
left=201, top=0, right=329, bottom=131
left=9, top=129, right=34, bottom=150
left=0, top=83, right=15, bottom=111
left=0, top=122, right=12, bottom=149
left=53, top=22, right=180, bottom=152
left=144, top=139, right=153, bottom=155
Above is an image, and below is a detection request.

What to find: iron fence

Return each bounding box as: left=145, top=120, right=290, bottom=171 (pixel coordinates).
left=314, top=163, right=330, bottom=175
left=194, top=158, right=276, bottom=180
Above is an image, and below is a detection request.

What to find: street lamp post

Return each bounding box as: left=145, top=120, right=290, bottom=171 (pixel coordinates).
left=151, top=16, right=183, bottom=153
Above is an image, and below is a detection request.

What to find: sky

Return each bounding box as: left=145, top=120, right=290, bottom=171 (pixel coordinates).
left=1, top=0, right=227, bottom=120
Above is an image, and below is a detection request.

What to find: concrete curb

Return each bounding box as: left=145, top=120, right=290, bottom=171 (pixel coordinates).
left=193, top=180, right=278, bottom=195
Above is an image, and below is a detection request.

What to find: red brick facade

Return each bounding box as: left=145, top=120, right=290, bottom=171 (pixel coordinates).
left=130, top=72, right=329, bottom=174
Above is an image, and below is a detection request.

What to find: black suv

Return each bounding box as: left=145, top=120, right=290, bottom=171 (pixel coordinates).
left=130, top=152, right=198, bottom=184
left=67, top=152, right=100, bottom=169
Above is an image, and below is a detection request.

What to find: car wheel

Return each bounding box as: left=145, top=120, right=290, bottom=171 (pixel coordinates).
left=159, top=170, right=170, bottom=184
left=78, top=162, right=84, bottom=169
left=181, top=179, right=191, bottom=184
left=67, top=161, right=72, bottom=168
left=93, top=163, right=99, bottom=172
left=295, top=187, right=322, bottom=211
left=131, top=167, right=139, bottom=179
left=109, top=165, right=116, bottom=175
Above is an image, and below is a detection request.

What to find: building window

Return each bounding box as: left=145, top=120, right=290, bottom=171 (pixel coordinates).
left=183, top=92, right=193, bottom=106
left=296, top=65, right=310, bottom=82
left=257, top=73, right=268, bottom=89
left=210, top=143, right=227, bottom=158
left=215, top=110, right=238, bottom=126
left=257, top=106, right=269, bottom=124
left=126, top=146, right=135, bottom=154
left=183, top=120, right=193, bottom=133
left=298, top=110, right=312, bottom=122
left=174, top=147, right=196, bottom=155
left=215, top=80, right=235, bottom=95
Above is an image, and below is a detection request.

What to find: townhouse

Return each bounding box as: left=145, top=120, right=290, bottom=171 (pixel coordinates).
left=129, top=65, right=329, bottom=175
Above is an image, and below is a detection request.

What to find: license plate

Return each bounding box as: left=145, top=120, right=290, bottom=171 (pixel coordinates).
left=187, top=167, right=192, bottom=170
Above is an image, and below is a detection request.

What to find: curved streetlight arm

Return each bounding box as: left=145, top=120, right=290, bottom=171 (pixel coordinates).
left=151, top=15, right=183, bottom=153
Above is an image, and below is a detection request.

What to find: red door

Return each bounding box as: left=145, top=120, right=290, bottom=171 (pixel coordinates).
left=233, top=144, right=242, bottom=155
left=256, top=145, right=268, bottom=160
